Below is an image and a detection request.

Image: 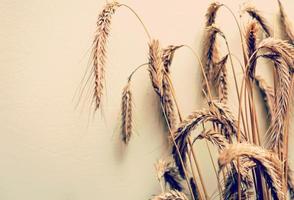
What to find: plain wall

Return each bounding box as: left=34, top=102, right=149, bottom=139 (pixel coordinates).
left=1, top=0, right=294, bottom=199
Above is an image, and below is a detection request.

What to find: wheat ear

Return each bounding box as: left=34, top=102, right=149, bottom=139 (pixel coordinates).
left=149, top=40, right=164, bottom=96
left=277, top=0, right=294, bottom=43
left=121, top=80, right=133, bottom=144
left=202, top=25, right=222, bottom=94
left=172, top=101, right=243, bottom=178
left=245, top=20, right=259, bottom=79
left=161, top=45, right=182, bottom=131
left=205, top=2, right=223, bottom=26
left=92, top=2, right=120, bottom=110
left=243, top=5, right=272, bottom=37
left=218, top=143, right=284, bottom=200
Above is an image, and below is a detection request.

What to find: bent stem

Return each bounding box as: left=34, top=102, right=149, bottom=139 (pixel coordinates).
left=120, top=4, right=152, bottom=41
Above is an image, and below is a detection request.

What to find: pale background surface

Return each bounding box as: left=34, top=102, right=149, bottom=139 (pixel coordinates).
left=1, top=0, right=294, bottom=199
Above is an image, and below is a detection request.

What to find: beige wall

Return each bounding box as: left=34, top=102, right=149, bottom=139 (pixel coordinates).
left=1, top=0, right=294, bottom=199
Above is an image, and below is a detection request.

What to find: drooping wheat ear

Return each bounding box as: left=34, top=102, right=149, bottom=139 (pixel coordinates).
left=243, top=5, right=272, bottom=37
left=218, top=143, right=284, bottom=200
left=162, top=74, right=177, bottom=131
left=155, top=160, right=183, bottom=192
left=288, top=166, right=294, bottom=199
left=189, top=178, right=200, bottom=200
left=152, top=190, right=189, bottom=200
left=222, top=160, right=254, bottom=200
left=202, top=25, right=223, bottom=94
left=162, top=45, right=182, bottom=73
left=267, top=58, right=291, bottom=152
left=257, top=39, right=294, bottom=151
left=195, top=130, right=228, bottom=150
left=121, top=80, right=133, bottom=144
left=258, top=37, right=294, bottom=67
left=172, top=101, right=243, bottom=178
left=245, top=20, right=259, bottom=79
left=149, top=40, right=164, bottom=96
left=214, top=55, right=229, bottom=103
left=161, top=45, right=182, bottom=131
left=93, top=2, right=120, bottom=110
left=277, top=0, right=294, bottom=43
left=205, top=2, right=223, bottom=26
left=254, top=75, right=275, bottom=121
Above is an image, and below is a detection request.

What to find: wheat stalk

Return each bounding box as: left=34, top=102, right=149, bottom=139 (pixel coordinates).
left=218, top=143, right=284, bottom=200
left=121, top=80, right=133, bottom=144
left=92, top=2, right=120, bottom=110
left=277, top=0, right=294, bottom=43
left=243, top=5, right=272, bottom=37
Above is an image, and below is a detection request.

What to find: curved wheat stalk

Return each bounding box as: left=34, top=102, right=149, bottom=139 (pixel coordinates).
left=218, top=143, right=284, bottom=200
left=152, top=190, right=189, bottom=200
left=277, top=0, right=294, bottom=43
left=121, top=80, right=133, bottom=144
left=243, top=5, right=272, bottom=37
left=92, top=2, right=120, bottom=110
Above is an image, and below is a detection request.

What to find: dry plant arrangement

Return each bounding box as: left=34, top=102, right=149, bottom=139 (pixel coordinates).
left=82, top=0, right=294, bottom=199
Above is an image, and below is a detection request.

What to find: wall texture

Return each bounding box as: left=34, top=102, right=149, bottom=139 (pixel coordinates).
left=0, top=0, right=294, bottom=199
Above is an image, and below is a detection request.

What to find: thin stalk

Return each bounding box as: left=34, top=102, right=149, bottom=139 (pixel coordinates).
left=120, top=4, right=152, bottom=41
left=128, top=63, right=149, bottom=81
